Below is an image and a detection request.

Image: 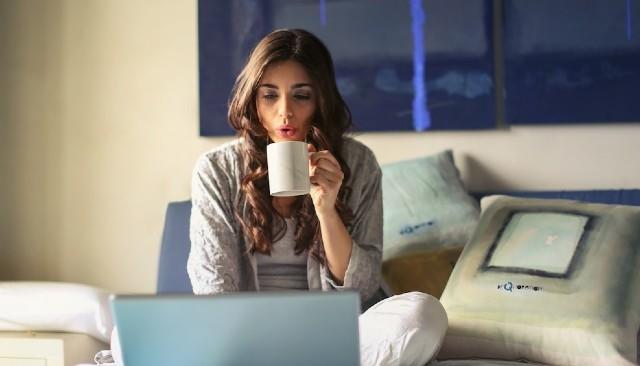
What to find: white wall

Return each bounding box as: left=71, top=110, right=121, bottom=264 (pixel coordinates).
left=358, top=125, right=640, bottom=192
left=1, top=0, right=639, bottom=293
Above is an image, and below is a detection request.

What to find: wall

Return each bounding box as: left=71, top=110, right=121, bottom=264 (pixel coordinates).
left=1, top=0, right=639, bottom=293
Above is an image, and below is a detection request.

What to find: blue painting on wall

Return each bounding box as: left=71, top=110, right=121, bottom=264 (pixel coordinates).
left=503, top=0, right=640, bottom=125
left=198, top=0, right=497, bottom=136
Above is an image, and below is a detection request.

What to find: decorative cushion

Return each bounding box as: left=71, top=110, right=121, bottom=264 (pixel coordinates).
left=380, top=151, right=478, bottom=298
left=0, top=282, right=114, bottom=343
left=439, top=195, right=640, bottom=366
left=381, top=150, right=479, bottom=261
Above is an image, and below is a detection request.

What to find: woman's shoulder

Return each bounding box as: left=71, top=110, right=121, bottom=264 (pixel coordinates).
left=194, top=138, right=244, bottom=179
left=201, top=138, right=242, bottom=159
left=341, top=136, right=379, bottom=170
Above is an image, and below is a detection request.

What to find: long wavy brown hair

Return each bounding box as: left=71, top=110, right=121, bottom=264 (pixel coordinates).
left=227, top=29, right=354, bottom=264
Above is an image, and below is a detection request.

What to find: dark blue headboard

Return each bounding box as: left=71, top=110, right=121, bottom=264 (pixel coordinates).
left=156, top=189, right=640, bottom=294
left=157, top=201, right=192, bottom=294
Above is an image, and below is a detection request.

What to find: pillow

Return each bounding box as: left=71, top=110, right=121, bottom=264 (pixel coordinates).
left=381, top=150, right=479, bottom=261
left=381, top=151, right=479, bottom=298
left=438, top=195, right=640, bottom=366
left=0, top=281, right=114, bottom=343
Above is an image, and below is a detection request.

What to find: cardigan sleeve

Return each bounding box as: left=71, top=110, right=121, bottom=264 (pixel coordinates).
left=187, top=152, right=244, bottom=295
left=320, top=146, right=383, bottom=301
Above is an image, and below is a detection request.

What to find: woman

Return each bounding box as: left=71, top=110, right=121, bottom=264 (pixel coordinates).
left=188, top=28, right=381, bottom=299
left=187, top=29, right=447, bottom=366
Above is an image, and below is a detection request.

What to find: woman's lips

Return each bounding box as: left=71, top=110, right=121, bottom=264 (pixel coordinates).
left=276, top=126, right=298, bottom=138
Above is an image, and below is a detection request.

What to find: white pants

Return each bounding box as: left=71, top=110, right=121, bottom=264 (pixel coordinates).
left=359, top=292, right=448, bottom=366
left=110, top=292, right=447, bottom=366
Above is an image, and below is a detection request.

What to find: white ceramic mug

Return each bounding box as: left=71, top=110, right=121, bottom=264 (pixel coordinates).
left=267, top=141, right=310, bottom=197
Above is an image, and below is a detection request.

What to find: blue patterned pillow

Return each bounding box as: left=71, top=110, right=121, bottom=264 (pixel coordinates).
left=381, top=150, right=479, bottom=261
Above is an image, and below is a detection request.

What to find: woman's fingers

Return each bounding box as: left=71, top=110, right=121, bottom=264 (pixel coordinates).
left=314, top=159, right=343, bottom=177
left=310, top=170, right=336, bottom=186
left=311, top=166, right=342, bottom=184
left=307, top=148, right=343, bottom=191
left=310, top=150, right=340, bottom=170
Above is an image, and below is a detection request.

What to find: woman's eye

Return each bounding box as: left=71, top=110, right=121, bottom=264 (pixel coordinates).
left=294, top=94, right=311, bottom=101
left=262, top=94, right=278, bottom=101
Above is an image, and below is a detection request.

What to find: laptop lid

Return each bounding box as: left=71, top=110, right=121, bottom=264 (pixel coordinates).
left=111, top=291, right=360, bottom=366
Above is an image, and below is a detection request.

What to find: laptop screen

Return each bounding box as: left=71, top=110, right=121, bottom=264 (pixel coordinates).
left=111, top=291, right=360, bottom=366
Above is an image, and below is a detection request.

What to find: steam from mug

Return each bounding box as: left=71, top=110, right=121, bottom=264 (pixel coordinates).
left=266, top=141, right=310, bottom=197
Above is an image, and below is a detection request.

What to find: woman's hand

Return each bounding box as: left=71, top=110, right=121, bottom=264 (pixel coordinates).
left=308, top=144, right=344, bottom=217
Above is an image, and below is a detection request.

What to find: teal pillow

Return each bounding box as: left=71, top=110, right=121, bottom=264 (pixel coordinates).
left=381, top=150, right=480, bottom=261
left=439, top=195, right=640, bottom=366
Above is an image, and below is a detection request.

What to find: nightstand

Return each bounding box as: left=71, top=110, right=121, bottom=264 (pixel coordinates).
left=0, top=331, right=108, bottom=366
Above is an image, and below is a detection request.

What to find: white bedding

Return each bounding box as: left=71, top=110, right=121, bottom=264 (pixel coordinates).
left=430, top=360, right=546, bottom=366
left=0, top=281, right=114, bottom=343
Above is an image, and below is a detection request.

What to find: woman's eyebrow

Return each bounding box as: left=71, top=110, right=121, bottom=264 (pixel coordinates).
left=257, top=82, right=313, bottom=90
left=258, top=83, right=278, bottom=90
left=291, top=83, right=313, bottom=89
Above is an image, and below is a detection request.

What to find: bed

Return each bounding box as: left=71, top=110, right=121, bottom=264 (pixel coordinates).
left=156, top=190, right=640, bottom=365
left=2, top=149, right=637, bottom=366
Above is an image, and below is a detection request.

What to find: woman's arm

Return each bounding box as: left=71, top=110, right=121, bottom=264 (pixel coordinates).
left=187, top=151, right=244, bottom=294
left=308, top=145, right=352, bottom=283
left=310, top=143, right=383, bottom=300
left=317, top=209, right=352, bottom=284
left=336, top=160, right=383, bottom=299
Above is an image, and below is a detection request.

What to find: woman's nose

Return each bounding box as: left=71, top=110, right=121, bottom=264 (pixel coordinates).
left=279, top=97, right=293, bottom=119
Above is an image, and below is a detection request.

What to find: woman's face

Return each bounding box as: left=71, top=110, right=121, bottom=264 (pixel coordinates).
left=256, top=60, right=317, bottom=142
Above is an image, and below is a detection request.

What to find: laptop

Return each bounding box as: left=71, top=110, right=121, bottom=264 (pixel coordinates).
left=110, top=291, right=361, bottom=366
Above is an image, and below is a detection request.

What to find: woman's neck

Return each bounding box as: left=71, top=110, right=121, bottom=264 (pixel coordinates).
left=272, top=196, right=297, bottom=218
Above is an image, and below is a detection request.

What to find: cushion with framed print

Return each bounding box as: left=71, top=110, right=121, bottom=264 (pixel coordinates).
left=438, top=195, right=640, bottom=366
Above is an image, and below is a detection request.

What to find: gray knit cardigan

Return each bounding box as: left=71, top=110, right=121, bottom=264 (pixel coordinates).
left=187, top=137, right=383, bottom=301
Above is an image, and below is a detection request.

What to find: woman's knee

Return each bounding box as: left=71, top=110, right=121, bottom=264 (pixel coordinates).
left=359, top=291, right=448, bottom=366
